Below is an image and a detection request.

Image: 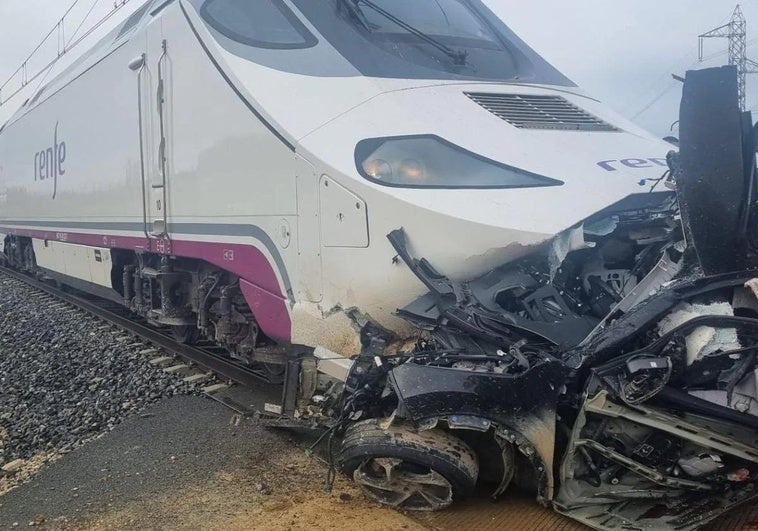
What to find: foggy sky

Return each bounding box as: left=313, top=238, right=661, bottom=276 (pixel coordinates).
left=2, top=0, right=758, bottom=136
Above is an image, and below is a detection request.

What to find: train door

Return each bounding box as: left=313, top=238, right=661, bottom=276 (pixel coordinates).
left=131, top=15, right=172, bottom=250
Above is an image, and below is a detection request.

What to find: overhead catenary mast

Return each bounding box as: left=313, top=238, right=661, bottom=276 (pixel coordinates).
left=699, top=4, right=758, bottom=110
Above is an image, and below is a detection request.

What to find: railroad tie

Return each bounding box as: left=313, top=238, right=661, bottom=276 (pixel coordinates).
left=163, top=364, right=190, bottom=374
left=201, top=383, right=229, bottom=394
left=183, top=372, right=213, bottom=384
left=148, top=356, right=174, bottom=366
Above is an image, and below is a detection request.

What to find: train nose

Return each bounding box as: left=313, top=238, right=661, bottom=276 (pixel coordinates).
left=303, top=83, right=674, bottom=231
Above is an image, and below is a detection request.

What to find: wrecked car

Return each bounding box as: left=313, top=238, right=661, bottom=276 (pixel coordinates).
left=283, top=66, right=758, bottom=531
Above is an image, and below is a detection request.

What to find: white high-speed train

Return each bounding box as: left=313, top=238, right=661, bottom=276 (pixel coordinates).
left=5, top=3, right=758, bottom=527
left=0, top=0, right=671, bottom=358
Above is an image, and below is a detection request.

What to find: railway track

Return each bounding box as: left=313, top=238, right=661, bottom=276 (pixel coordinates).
left=0, top=265, right=293, bottom=419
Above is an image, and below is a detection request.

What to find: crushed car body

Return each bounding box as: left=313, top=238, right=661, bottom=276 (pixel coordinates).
left=308, top=66, right=758, bottom=530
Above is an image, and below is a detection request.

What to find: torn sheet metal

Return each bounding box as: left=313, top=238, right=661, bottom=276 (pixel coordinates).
left=657, top=302, right=741, bottom=365
left=547, top=225, right=592, bottom=279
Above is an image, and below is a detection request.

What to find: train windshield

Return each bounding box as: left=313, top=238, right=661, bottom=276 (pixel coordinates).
left=290, top=0, right=571, bottom=84
left=193, top=0, right=573, bottom=85
left=350, top=1, right=500, bottom=46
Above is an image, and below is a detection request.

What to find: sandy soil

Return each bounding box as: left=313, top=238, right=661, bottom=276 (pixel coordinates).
left=61, top=443, right=424, bottom=531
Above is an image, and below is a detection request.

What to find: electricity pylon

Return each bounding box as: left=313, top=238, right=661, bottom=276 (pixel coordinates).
left=699, top=4, right=758, bottom=110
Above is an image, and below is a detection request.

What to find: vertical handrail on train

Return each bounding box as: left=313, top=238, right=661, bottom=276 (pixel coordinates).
left=154, top=39, right=170, bottom=242
left=131, top=53, right=151, bottom=246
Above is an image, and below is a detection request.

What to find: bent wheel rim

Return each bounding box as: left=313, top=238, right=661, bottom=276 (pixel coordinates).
left=354, top=457, right=454, bottom=511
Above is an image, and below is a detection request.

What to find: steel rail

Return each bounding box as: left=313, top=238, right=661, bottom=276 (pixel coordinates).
left=0, top=265, right=273, bottom=389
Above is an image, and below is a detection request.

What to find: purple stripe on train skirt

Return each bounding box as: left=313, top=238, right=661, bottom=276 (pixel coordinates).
left=239, top=279, right=292, bottom=342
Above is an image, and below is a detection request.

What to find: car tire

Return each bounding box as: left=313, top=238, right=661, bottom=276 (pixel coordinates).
left=339, top=418, right=478, bottom=511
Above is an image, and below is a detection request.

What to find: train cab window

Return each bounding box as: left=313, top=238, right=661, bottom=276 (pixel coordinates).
left=289, top=0, right=573, bottom=85
left=355, top=1, right=501, bottom=46
left=199, top=0, right=317, bottom=49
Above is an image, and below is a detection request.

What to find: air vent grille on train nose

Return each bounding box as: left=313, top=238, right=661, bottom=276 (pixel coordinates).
left=465, top=92, right=620, bottom=132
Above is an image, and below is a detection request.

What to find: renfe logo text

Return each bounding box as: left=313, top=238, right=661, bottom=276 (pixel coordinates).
left=34, top=121, right=66, bottom=199
left=596, top=158, right=668, bottom=171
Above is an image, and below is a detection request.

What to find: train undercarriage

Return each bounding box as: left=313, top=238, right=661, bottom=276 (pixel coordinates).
left=2, top=237, right=293, bottom=381
left=2, top=66, right=758, bottom=530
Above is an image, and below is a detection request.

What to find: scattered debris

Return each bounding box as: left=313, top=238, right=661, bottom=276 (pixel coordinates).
left=27, top=514, right=45, bottom=527
left=256, top=481, right=271, bottom=495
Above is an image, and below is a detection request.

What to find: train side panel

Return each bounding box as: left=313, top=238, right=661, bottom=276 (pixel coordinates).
left=0, top=38, right=144, bottom=224
left=33, top=240, right=113, bottom=289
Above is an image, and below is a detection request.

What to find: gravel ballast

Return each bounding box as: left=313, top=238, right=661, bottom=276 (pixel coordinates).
left=0, top=272, right=197, bottom=490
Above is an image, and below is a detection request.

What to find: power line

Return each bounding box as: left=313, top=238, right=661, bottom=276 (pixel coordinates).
left=27, top=0, right=104, bottom=101
left=623, top=50, right=697, bottom=114
left=698, top=35, right=758, bottom=63
left=0, top=0, right=132, bottom=107
left=66, top=0, right=103, bottom=49
left=629, top=10, right=737, bottom=110
left=631, top=79, right=679, bottom=120
left=0, top=1, right=82, bottom=91
left=629, top=52, right=712, bottom=119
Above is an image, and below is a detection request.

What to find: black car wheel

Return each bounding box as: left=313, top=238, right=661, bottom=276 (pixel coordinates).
left=339, top=419, right=478, bottom=511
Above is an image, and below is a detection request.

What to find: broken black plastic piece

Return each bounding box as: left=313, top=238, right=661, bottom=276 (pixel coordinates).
left=626, top=357, right=671, bottom=375
left=387, top=228, right=457, bottom=307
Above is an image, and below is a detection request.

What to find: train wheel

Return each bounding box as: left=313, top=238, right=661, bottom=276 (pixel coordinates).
left=339, top=419, right=478, bottom=511
left=263, top=362, right=286, bottom=384
left=171, top=325, right=199, bottom=344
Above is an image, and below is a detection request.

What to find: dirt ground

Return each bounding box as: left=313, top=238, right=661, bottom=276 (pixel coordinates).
left=0, top=396, right=424, bottom=531
left=0, top=396, right=753, bottom=531
left=66, top=450, right=424, bottom=531
left=0, top=395, right=636, bottom=531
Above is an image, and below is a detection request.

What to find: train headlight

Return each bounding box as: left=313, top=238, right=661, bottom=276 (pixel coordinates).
left=398, top=159, right=426, bottom=182
left=356, top=135, right=563, bottom=189
left=363, top=158, right=393, bottom=181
